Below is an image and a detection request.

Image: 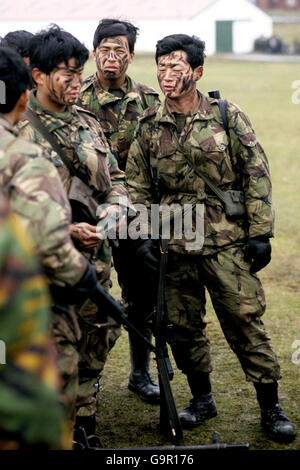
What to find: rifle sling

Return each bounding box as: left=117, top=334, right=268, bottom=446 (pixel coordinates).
left=24, top=109, right=76, bottom=177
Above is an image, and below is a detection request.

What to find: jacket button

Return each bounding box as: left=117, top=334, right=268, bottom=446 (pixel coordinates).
left=219, top=144, right=226, bottom=151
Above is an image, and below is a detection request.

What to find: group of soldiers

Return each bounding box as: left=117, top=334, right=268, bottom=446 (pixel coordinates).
left=0, top=19, right=296, bottom=450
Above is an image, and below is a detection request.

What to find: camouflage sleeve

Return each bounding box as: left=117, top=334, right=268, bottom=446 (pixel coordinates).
left=6, top=151, right=87, bottom=286
left=0, top=196, right=69, bottom=449
left=78, top=109, right=132, bottom=210
left=126, top=122, right=154, bottom=207
left=227, top=101, right=274, bottom=238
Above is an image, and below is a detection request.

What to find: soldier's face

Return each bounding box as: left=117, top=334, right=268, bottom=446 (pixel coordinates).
left=157, top=50, right=203, bottom=99
left=94, top=36, right=134, bottom=82
left=45, top=58, right=84, bottom=107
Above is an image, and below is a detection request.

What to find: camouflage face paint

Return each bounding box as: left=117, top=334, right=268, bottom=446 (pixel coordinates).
left=157, top=50, right=195, bottom=99
left=46, top=58, right=84, bottom=108
left=95, top=36, right=131, bottom=85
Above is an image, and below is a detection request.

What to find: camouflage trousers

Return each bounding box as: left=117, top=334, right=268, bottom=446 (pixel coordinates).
left=76, top=241, right=121, bottom=418
left=50, top=305, right=81, bottom=434
left=164, top=245, right=281, bottom=384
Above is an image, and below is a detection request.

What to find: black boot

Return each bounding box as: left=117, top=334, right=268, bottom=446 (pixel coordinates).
left=128, top=331, right=160, bottom=404
left=254, top=382, right=296, bottom=444
left=179, top=372, right=217, bottom=429
left=74, top=414, right=102, bottom=449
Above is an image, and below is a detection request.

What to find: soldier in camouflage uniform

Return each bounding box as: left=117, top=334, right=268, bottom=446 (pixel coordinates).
left=0, top=30, right=34, bottom=66
left=126, top=34, right=296, bottom=443
left=77, top=18, right=161, bottom=404
left=17, top=26, right=132, bottom=441
left=0, top=189, right=70, bottom=450
left=0, top=46, right=101, bottom=442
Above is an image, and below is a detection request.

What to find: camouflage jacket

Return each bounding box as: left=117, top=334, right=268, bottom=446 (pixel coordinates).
left=77, top=74, right=160, bottom=170
left=0, top=115, right=87, bottom=286
left=18, top=90, right=130, bottom=211
left=126, top=92, right=274, bottom=255
left=0, top=190, right=69, bottom=449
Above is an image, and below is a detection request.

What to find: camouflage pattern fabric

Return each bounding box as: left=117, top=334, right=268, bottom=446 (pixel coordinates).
left=126, top=92, right=279, bottom=384
left=164, top=247, right=281, bottom=383
left=126, top=93, right=274, bottom=255
left=0, top=190, right=71, bottom=450
left=78, top=74, right=160, bottom=329
left=78, top=74, right=160, bottom=170
left=0, top=116, right=87, bottom=287
left=18, top=92, right=132, bottom=416
left=0, top=115, right=86, bottom=433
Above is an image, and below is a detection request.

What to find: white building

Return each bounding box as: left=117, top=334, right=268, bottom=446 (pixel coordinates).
left=0, top=0, right=272, bottom=54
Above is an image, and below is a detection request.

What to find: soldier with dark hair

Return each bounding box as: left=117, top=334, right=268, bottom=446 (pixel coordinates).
left=0, top=46, right=94, bottom=447
left=126, top=33, right=296, bottom=444
left=18, top=25, right=132, bottom=445
left=0, top=30, right=34, bottom=65
left=78, top=18, right=161, bottom=405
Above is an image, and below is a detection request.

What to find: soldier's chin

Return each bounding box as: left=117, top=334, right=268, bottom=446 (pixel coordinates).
left=66, top=95, right=79, bottom=105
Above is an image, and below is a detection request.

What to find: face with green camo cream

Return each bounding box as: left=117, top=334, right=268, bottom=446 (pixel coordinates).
left=94, top=35, right=134, bottom=88
left=33, top=58, right=84, bottom=112
left=157, top=50, right=203, bottom=102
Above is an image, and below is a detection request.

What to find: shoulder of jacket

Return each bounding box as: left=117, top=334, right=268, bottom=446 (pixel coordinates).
left=80, top=74, right=95, bottom=93
left=138, top=102, right=160, bottom=122
left=136, top=82, right=159, bottom=96
left=75, top=105, right=98, bottom=120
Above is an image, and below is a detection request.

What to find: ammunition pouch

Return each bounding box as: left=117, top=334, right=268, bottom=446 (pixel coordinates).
left=223, top=190, right=246, bottom=218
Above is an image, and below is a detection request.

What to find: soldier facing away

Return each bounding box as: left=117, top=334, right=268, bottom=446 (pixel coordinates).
left=125, top=34, right=296, bottom=443
left=17, top=25, right=132, bottom=445
left=77, top=18, right=161, bottom=405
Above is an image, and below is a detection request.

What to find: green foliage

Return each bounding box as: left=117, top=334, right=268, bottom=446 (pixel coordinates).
left=87, top=55, right=300, bottom=450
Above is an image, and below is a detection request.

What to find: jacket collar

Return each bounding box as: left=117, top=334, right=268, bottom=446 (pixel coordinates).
left=156, top=91, right=216, bottom=125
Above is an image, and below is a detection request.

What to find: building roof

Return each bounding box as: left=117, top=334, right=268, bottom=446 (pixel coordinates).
left=0, top=0, right=219, bottom=21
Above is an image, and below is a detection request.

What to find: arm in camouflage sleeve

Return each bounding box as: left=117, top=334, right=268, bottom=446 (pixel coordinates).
left=80, top=109, right=132, bottom=210
left=227, top=101, right=274, bottom=239
left=126, top=122, right=155, bottom=208
left=5, top=152, right=87, bottom=287
left=0, top=195, right=70, bottom=449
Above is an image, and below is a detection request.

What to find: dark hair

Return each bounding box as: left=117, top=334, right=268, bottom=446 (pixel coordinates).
left=156, top=34, right=206, bottom=69
left=29, top=24, right=89, bottom=74
left=93, top=18, right=139, bottom=53
left=0, top=47, right=31, bottom=113
left=0, top=30, right=34, bottom=58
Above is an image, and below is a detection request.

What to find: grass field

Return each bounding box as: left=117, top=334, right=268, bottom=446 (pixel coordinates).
left=85, top=55, right=300, bottom=450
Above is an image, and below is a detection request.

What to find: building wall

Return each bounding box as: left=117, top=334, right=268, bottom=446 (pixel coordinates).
left=0, top=0, right=273, bottom=54
left=191, top=0, right=273, bottom=54
left=254, top=0, right=300, bottom=9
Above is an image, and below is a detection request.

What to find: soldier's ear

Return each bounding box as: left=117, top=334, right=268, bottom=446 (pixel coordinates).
left=93, top=49, right=96, bottom=62
left=32, top=68, right=46, bottom=86
left=129, top=52, right=135, bottom=65
left=18, top=89, right=29, bottom=112
left=193, top=66, right=204, bottom=82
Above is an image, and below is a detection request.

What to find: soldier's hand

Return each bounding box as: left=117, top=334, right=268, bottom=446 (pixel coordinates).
left=50, top=262, right=98, bottom=305
left=97, top=204, right=127, bottom=235
left=244, top=236, right=271, bottom=273
left=134, top=239, right=160, bottom=273
left=70, top=222, right=101, bottom=250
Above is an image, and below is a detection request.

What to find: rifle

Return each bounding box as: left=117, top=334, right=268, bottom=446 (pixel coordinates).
left=154, top=237, right=183, bottom=443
